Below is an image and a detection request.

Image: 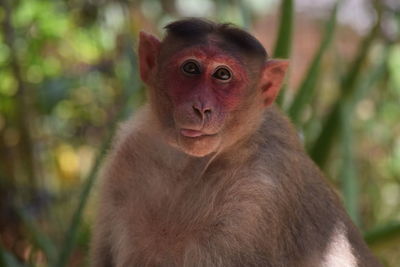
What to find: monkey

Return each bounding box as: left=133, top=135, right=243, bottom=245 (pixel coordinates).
left=90, top=18, right=382, bottom=267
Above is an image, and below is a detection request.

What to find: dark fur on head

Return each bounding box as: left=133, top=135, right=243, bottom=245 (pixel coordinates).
left=164, top=18, right=267, bottom=62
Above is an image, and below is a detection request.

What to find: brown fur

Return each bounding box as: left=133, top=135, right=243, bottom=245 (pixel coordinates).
left=90, top=106, right=380, bottom=267
left=90, top=19, right=381, bottom=267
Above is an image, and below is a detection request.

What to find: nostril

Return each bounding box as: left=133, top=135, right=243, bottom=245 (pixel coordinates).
left=192, top=105, right=203, bottom=118
left=192, top=104, right=212, bottom=119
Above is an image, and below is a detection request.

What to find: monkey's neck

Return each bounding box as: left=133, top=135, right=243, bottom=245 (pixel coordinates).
left=130, top=106, right=210, bottom=175
left=134, top=104, right=300, bottom=179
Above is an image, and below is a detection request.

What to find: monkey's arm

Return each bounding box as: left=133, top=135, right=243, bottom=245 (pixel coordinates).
left=90, top=162, right=121, bottom=267
left=90, top=203, right=114, bottom=267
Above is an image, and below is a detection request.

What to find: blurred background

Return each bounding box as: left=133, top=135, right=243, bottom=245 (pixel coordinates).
left=0, top=0, right=399, bottom=266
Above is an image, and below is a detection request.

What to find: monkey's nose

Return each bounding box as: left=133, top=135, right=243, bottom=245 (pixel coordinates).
left=192, top=104, right=211, bottom=120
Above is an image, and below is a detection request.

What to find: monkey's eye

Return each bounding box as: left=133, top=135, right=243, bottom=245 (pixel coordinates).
left=181, top=60, right=201, bottom=75
left=212, top=67, right=231, bottom=81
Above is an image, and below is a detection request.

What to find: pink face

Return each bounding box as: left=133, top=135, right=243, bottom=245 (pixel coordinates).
left=157, top=45, right=251, bottom=156
left=163, top=45, right=249, bottom=110
left=139, top=31, right=288, bottom=157
left=162, top=45, right=249, bottom=129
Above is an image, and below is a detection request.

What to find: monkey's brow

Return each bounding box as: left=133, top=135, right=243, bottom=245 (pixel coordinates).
left=172, top=45, right=246, bottom=66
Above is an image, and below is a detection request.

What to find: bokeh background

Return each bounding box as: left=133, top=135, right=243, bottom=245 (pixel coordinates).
left=0, top=0, right=399, bottom=266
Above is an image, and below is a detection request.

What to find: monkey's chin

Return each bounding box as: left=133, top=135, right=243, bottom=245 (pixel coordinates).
left=177, top=134, right=221, bottom=157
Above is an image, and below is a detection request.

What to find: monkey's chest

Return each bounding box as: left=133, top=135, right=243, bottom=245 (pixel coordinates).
left=114, top=178, right=265, bottom=265
left=129, top=188, right=227, bottom=244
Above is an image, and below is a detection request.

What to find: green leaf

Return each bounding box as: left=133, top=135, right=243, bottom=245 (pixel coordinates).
left=15, top=207, right=58, bottom=265
left=56, top=41, right=140, bottom=266
left=236, top=0, right=252, bottom=29
left=288, top=4, right=338, bottom=125
left=365, top=221, right=400, bottom=246
left=352, top=50, right=388, bottom=104
left=273, top=0, right=293, bottom=59
left=0, top=245, right=26, bottom=267
left=273, top=0, right=294, bottom=106
left=339, top=101, right=359, bottom=225
left=56, top=118, right=117, bottom=267
left=337, top=48, right=389, bottom=226
left=309, top=19, right=380, bottom=168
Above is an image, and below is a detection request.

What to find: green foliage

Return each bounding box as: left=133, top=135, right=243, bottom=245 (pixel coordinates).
left=16, top=207, right=58, bottom=265
left=288, top=3, right=338, bottom=125
left=365, top=221, right=400, bottom=246
left=273, top=0, right=293, bottom=105
left=56, top=80, right=134, bottom=267
left=309, top=18, right=381, bottom=168
left=0, top=245, right=26, bottom=267
left=273, top=0, right=293, bottom=58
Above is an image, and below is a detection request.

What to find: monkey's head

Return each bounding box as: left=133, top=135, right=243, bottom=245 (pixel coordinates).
left=139, top=19, right=288, bottom=157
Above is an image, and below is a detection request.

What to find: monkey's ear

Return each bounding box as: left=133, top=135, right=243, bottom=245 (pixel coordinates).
left=139, top=31, right=161, bottom=84
left=260, top=59, right=289, bottom=107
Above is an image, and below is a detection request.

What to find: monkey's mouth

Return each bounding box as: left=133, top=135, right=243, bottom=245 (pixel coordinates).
left=180, top=128, right=216, bottom=138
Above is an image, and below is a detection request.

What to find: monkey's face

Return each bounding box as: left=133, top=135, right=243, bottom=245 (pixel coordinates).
left=155, top=45, right=254, bottom=157
left=139, top=31, right=288, bottom=157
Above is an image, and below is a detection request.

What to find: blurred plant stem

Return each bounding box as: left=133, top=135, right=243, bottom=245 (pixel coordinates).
left=309, top=5, right=382, bottom=168
left=15, top=207, right=57, bottom=265
left=235, top=0, right=252, bottom=29
left=343, top=50, right=389, bottom=226
left=339, top=100, right=359, bottom=225
left=274, top=0, right=293, bottom=106
left=56, top=133, right=112, bottom=267
left=0, top=0, right=37, bottom=196
left=289, top=3, right=338, bottom=126
left=56, top=33, right=140, bottom=265
left=365, top=221, right=400, bottom=247
left=273, top=0, right=293, bottom=59
left=0, top=244, right=26, bottom=267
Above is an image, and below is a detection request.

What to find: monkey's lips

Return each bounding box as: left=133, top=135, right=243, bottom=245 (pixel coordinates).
left=180, top=128, right=216, bottom=138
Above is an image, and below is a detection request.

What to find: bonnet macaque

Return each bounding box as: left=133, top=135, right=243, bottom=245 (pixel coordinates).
left=90, top=18, right=381, bottom=267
